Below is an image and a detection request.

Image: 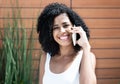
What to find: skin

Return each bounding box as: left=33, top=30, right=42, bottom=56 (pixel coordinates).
left=39, top=13, right=97, bottom=84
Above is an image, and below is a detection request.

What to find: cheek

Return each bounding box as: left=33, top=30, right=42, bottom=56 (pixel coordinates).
left=53, top=30, right=61, bottom=43
left=53, top=31, right=58, bottom=40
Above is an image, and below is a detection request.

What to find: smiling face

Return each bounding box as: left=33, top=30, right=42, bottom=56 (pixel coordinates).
left=53, top=13, right=73, bottom=47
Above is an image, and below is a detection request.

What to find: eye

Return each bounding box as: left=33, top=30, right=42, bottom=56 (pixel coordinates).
left=63, top=24, right=70, bottom=28
left=53, top=26, right=59, bottom=30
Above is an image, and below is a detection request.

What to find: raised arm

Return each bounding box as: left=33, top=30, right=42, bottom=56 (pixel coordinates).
left=70, top=26, right=97, bottom=84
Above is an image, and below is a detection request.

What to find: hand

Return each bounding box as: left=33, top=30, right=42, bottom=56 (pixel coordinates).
left=70, top=26, right=91, bottom=49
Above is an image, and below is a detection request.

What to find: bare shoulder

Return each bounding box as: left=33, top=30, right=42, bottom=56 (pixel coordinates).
left=40, top=52, right=47, bottom=67
left=40, top=52, right=47, bottom=61
left=39, top=52, right=47, bottom=84
left=90, top=52, right=96, bottom=70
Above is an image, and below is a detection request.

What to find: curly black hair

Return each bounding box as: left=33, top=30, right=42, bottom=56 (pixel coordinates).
left=37, top=2, right=90, bottom=56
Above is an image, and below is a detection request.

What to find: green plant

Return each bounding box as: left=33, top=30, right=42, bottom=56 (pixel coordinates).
left=0, top=0, right=34, bottom=84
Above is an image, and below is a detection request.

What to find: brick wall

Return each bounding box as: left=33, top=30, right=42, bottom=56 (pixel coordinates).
left=0, top=0, right=120, bottom=84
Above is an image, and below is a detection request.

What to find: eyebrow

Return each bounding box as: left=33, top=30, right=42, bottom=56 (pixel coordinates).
left=53, top=22, right=69, bottom=26
left=62, top=22, right=68, bottom=25
left=53, top=24, right=58, bottom=27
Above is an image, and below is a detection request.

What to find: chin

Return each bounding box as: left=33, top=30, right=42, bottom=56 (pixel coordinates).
left=59, top=42, right=73, bottom=47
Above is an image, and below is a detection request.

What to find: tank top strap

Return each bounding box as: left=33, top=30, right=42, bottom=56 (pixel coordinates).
left=44, top=53, right=51, bottom=71
left=64, top=50, right=83, bottom=75
left=73, top=50, right=83, bottom=66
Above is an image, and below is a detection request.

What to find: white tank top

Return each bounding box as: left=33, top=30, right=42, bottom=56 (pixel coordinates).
left=43, top=50, right=83, bottom=84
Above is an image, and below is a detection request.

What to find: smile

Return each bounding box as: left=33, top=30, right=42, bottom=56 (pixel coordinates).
left=59, top=35, right=69, bottom=40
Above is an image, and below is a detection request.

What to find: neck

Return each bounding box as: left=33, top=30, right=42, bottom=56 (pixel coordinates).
left=59, top=45, right=76, bottom=56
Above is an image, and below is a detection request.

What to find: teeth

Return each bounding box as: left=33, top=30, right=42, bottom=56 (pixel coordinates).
left=60, top=36, right=68, bottom=40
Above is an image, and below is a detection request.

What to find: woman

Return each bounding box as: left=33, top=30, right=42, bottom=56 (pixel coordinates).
left=37, top=3, right=96, bottom=84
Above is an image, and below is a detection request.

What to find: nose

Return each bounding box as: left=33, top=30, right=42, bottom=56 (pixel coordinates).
left=60, top=27, right=66, bottom=32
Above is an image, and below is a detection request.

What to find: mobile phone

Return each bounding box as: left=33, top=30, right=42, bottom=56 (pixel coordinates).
left=72, top=25, right=76, bottom=46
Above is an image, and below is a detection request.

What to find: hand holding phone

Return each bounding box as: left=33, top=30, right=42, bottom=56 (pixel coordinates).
left=72, top=25, right=76, bottom=46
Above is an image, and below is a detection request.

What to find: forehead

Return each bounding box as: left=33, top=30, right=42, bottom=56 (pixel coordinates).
left=54, top=13, right=71, bottom=24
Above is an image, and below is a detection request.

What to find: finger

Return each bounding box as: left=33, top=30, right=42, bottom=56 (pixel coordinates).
left=71, top=26, right=82, bottom=31
left=79, top=26, right=83, bottom=30
left=70, top=26, right=85, bottom=35
left=71, top=26, right=83, bottom=33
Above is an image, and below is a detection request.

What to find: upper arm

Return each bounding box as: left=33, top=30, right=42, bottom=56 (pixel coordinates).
left=39, top=52, right=46, bottom=84
left=79, top=52, right=97, bottom=84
